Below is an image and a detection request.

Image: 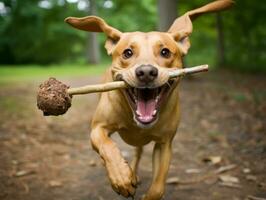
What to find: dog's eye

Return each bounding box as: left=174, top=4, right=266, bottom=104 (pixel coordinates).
left=122, top=49, right=133, bottom=59
left=160, top=48, right=171, bottom=58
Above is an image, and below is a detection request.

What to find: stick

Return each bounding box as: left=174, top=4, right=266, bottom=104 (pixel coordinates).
left=67, top=64, right=208, bottom=95
left=168, top=64, right=208, bottom=78
left=68, top=81, right=126, bottom=95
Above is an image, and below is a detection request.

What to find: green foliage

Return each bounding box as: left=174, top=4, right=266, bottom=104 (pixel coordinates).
left=223, top=0, right=266, bottom=72
left=0, top=0, right=265, bottom=72
left=0, top=0, right=86, bottom=64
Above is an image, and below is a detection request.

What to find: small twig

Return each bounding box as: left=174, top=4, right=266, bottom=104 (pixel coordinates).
left=215, top=164, right=237, bottom=174
left=67, top=64, right=208, bottom=95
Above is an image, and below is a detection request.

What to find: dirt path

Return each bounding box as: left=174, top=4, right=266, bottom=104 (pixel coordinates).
left=0, top=70, right=265, bottom=200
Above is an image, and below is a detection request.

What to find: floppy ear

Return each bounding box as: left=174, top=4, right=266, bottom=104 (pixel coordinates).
left=168, top=0, right=234, bottom=55
left=65, top=16, right=122, bottom=55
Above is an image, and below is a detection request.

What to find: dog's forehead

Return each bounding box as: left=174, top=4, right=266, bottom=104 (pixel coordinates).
left=120, top=32, right=174, bottom=46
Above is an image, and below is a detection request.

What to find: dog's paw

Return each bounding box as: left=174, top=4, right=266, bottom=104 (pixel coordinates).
left=106, top=159, right=137, bottom=198
left=140, top=188, right=165, bottom=200
left=140, top=194, right=165, bottom=200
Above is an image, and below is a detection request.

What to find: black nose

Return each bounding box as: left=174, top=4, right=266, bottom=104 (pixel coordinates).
left=135, top=65, right=158, bottom=83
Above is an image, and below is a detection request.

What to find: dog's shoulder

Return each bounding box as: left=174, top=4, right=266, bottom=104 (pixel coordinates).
left=100, top=67, right=113, bottom=83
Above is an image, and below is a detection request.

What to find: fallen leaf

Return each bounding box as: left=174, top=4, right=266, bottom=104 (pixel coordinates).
left=246, top=175, right=257, bottom=182
left=219, top=175, right=239, bottom=183
left=243, top=168, right=251, bottom=174
left=203, top=156, right=222, bottom=165
left=12, top=160, right=18, bottom=165
left=166, top=177, right=180, bottom=184
left=49, top=180, right=62, bottom=187
left=15, top=170, right=35, bottom=177
left=219, top=182, right=241, bottom=189
left=89, top=160, right=96, bottom=167
left=185, top=168, right=201, bottom=174
left=247, top=195, right=266, bottom=200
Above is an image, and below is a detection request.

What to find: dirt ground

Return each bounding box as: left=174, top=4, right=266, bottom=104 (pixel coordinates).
left=0, top=70, right=265, bottom=200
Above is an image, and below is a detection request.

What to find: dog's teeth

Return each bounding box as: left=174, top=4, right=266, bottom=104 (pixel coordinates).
left=134, top=88, right=137, bottom=95
left=136, top=110, right=141, bottom=116
left=155, top=96, right=159, bottom=103
left=152, top=110, right=157, bottom=116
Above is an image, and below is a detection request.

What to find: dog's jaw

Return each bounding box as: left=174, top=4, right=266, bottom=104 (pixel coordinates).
left=123, top=79, right=176, bottom=128
left=133, top=114, right=158, bottom=129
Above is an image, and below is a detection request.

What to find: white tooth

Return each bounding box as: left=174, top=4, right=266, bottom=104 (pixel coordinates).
left=136, top=110, right=141, bottom=116
left=152, top=110, right=157, bottom=116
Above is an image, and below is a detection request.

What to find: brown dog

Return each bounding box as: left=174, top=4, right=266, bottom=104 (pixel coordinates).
left=65, top=1, right=233, bottom=199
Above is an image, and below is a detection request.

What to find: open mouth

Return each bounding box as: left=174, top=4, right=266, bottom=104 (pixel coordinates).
left=124, top=80, right=175, bottom=126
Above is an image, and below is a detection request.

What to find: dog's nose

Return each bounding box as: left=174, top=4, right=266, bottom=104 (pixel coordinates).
left=135, top=65, right=158, bottom=83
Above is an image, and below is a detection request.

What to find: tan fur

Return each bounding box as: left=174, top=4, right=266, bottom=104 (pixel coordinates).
left=66, top=1, right=233, bottom=199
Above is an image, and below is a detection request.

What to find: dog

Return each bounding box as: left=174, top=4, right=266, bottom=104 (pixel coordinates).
left=65, top=1, right=233, bottom=199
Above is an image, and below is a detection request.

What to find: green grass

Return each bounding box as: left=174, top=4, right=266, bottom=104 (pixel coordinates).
left=0, top=64, right=108, bottom=83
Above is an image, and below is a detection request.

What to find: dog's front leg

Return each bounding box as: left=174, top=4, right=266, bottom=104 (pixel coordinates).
left=90, top=126, right=137, bottom=198
left=130, top=146, right=143, bottom=176
left=130, top=146, right=143, bottom=184
left=142, top=140, right=172, bottom=200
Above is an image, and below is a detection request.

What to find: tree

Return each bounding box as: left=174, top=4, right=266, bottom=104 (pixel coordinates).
left=216, top=12, right=225, bottom=67
left=86, top=0, right=100, bottom=64
left=157, top=0, right=178, bottom=31
left=0, top=0, right=85, bottom=64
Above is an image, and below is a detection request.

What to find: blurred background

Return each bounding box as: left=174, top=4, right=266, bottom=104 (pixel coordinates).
left=0, top=0, right=265, bottom=70
left=0, top=0, right=265, bottom=200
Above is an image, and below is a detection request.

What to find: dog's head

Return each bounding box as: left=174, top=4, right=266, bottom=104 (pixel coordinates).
left=66, top=0, right=233, bottom=127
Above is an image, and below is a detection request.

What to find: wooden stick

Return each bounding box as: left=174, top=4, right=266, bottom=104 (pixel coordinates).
left=67, top=64, right=208, bottom=95
left=168, top=64, right=208, bottom=78
left=68, top=81, right=126, bottom=95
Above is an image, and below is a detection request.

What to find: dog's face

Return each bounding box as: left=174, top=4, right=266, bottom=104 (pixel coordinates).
left=65, top=0, right=233, bottom=127
left=65, top=16, right=192, bottom=127
left=110, top=32, right=183, bottom=126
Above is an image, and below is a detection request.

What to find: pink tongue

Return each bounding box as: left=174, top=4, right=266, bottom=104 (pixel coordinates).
left=136, top=99, right=156, bottom=123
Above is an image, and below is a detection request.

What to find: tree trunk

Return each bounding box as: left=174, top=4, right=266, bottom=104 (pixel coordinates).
left=216, top=12, right=225, bottom=67
left=157, top=0, right=178, bottom=32
left=86, top=0, right=100, bottom=64
left=157, top=0, right=187, bottom=67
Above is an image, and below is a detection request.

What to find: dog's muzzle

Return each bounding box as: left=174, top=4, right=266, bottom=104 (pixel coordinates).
left=113, top=65, right=175, bottom=126
left=135, top=65, right=158, bottom=85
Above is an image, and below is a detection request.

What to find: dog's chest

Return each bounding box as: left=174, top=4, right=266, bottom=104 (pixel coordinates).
left=116, top=125, right=173, bottom=146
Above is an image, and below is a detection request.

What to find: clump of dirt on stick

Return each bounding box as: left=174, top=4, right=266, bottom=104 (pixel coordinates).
left=37, top=77, right=72, bottom=116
